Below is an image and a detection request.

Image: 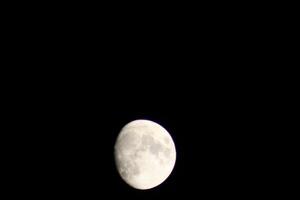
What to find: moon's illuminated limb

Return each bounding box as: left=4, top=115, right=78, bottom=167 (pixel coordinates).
left=114, top=119, right=176, bottom=190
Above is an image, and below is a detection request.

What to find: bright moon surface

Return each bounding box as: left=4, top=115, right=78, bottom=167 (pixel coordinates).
left=114, top=119, right=176, bottom=190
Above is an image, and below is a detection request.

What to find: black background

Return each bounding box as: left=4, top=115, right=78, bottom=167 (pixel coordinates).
left=2, top=3, right=276, bottom=198
left=9, top=69, right=267, bottom=198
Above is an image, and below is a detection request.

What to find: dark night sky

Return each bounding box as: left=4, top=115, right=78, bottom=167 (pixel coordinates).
left=4, top=30, right=275, bottom=197
left=8, top=73, right=267, bottom=199
left=4, top=5, right=275, bottom=197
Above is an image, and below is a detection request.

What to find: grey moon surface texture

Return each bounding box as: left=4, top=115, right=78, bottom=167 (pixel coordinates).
left=114, top=119, right=176, bottom=190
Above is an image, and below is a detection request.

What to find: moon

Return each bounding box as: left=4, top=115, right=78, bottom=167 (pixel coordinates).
left=114, top=119, right=176, bottom=190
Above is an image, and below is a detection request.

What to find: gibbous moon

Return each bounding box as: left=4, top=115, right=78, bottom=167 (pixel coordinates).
left=114, top=119, right=176, bottom=190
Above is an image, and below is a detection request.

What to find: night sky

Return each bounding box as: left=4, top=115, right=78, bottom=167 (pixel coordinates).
left=6, top=67, right=269, bottom=199
left=11, top=74, right=264, bottom=199
left=5, top=6, right=271, bottom=197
